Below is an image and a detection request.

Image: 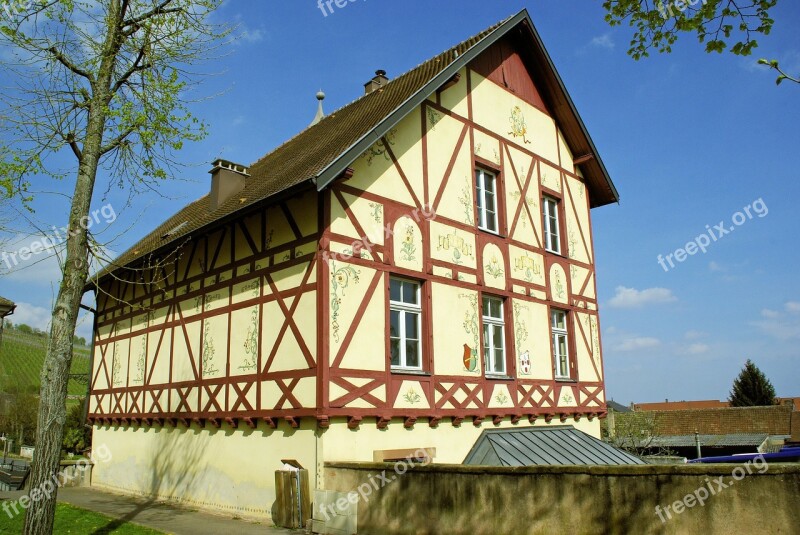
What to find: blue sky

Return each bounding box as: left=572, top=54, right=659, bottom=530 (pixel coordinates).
left=0, top=0, right=798, bottom=405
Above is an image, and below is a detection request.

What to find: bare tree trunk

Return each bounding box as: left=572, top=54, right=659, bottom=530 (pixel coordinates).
left=22, top=8, right=119, bottom=531
left=22, top=153, right=98, bottom=534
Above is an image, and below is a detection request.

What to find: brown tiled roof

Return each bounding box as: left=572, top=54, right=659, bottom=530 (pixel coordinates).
left=92, top=9, right=618, bottom=285
left=647, top=406, right=793, bottom=436
left=634, top=400, right=729, bottom=411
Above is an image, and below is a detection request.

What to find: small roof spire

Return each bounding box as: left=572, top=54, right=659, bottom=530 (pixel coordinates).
left=309, top=90, right=325, bottom=127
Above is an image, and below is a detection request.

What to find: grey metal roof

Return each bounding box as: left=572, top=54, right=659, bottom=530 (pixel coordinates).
left=463, top=426, right=645, bottom=466
left=606, top=400, right=630, bottom=413
left=647, top=433, right=769, bottom=448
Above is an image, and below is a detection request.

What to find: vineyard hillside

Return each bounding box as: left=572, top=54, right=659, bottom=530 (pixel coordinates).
left=0, top=331, right=90, bottom=396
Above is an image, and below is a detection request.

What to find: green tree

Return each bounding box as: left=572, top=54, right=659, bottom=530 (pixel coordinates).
left=603, top=1, right=797, bottom=85
left=62, top=399, right=91, bottom=455
left=0, top=386, right=39, bottom=450
left=15, top=323, right=32, bottom=335
left=0, top=2, right=228, bottom=532
left=729, top=359, right=777, bottom=406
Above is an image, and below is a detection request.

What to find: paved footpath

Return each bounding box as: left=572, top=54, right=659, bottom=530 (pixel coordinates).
left=0, top=487, right=298, bottom=535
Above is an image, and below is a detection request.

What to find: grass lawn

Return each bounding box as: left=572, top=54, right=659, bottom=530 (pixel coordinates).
left=0, top=502, right=165, bottom=534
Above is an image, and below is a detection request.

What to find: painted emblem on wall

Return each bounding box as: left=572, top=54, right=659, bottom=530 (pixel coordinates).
left=330, top=262, right=361, bottom=343
left=519, top=350, right=531, bottom=375
left=514, top=253, right=542, bottom=283
left=362, top=128, right=397, bottom=166
left=561, top=391, right=575, bottom=405
left=458, top=293, right=480, bottom=373
left=508, top=106, right=531, bottom=144
left=437, top=230, right=473, bottom=266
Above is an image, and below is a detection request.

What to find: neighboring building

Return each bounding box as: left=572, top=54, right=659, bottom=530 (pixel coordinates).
left=610, top=405, right=795, bottom=459
left=633, top=399, right=728, bottom=411
left=0, top=296, right=15, bottom=348
left=85, top=10, right=618, bottom=518
left=634, top=398, right=800, bottom=411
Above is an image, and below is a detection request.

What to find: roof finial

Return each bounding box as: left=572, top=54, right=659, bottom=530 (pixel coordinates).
left=310, top=90, right=325, bottom=127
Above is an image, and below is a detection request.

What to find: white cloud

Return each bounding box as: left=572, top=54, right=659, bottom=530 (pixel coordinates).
left=608, top=286, right=677, bottom=309
left=685, top=343, right=710, bottom=355
left=785, top=302, right=800, bottom=314
left=753, top=303, right=800, bottom=340
left=590, top=33, right=615, bottom=50
left=709, top=261, right=724, bottom=272
left=239, top=27, right=264, bottom=43
left=9, top=302, right=53, bottom=332
left=614, top=337, right=660, bottom=352
left=684, top=330, right=707, bottom=340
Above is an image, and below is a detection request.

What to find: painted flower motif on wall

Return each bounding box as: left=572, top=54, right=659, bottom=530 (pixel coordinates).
left=513, top=302, right=531, bottom=375
left=202, top=320, right=219, bottom=377
left=239, top=308, right=259, bottom=372
left=403, top=387, right=422, bottom=405
left=400, top=224, right=417, bottom=262
left=330, top=262, right=361, bottom=343
left=561, top=391, right=575, bottom=405
left=458, top=293, right=480, bottom=373
left=368, top=202, right=383, bottom=224
left=427, top=107, right=442, bottom=130
left=554, top=270, right=566, bottom=300
left=362, top=128, right=397, bottom=166
left=508, top=106, right=531, bottom=144
left=457, top=183, right=475, bottom=225
left=133, top=336, right=146, bottom=384
left=485, top=255, right=504, bottom=279
left=111, top=326, right=122, bottom=387
left=495, top=390, right=510, bottom=405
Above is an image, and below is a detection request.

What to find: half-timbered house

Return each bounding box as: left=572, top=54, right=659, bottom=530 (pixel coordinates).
left=86, top=10, right=619, bottom=518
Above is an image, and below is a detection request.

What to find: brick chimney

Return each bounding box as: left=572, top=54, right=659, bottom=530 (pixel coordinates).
left=364, top=70, right=389, bottom=94
left=209, top=159, right=250, bottom=211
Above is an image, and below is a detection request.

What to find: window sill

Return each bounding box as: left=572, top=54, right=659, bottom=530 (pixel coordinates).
left=486, top=374, right=514, bottom=381
left=478, top=227, right=505, bottom=238
left=555, top=377, right=577, bottom=383
left=390, top=368, right=430, bottom=377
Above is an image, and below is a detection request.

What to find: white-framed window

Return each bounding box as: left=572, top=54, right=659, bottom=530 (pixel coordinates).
left=543, top=196, right=561, bottom=254
left=551, top=309, right=570, bottom=379
left=482, top=295, right=506, bottom=375
left=389, top=277, right=422, bottom=370
left=476, top=168, right=499, bottom=233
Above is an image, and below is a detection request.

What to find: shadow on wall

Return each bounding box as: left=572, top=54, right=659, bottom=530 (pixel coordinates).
left=91, top=424, right=208, bottom=533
